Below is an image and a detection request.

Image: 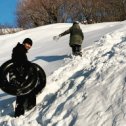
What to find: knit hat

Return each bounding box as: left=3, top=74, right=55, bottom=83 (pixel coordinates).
left=73, top=21, right=79, bottom=24
left=23, top=38, right=33, bottom=46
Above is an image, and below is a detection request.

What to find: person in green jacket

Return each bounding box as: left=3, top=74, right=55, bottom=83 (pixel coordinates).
left=53, top=21, right=84, bottom=56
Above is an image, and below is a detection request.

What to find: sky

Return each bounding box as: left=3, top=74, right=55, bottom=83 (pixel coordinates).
left=0, top=0, right=18, bottom=26
left=0, top=21, right=126, bottom=125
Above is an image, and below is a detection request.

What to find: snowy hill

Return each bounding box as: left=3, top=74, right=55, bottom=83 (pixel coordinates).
left=0, top=21, right=126, bottom=126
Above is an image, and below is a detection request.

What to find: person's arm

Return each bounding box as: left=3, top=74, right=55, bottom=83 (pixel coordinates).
left=53, top=28, right=71, bottom=41
left=59, top=28, right=71, bottom=37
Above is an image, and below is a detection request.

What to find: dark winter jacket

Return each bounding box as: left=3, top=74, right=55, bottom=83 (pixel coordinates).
left=12, top=43, right=28, bottom=65
left=60, top=24, right=84, bottom=46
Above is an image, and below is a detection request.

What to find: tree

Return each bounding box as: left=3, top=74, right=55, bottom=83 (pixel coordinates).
left=80, top=0, right=126, bottom=22
left=58, top=0, right=83, bottom=22
left=16, top=0, right=126, bottom=28
left=16, top=0, right=83, bottom=28
left=16, top=0, right=62, bottom=28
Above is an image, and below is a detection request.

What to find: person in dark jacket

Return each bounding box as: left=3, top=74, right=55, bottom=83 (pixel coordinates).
left=12, top=38, right=32, bottom=65
left=53, top=21, right=84, bottom=56
left=11, top=38, right=36, bottom=117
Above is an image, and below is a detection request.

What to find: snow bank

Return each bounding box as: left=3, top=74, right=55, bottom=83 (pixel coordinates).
left=0, top=21, right=126, bottom=126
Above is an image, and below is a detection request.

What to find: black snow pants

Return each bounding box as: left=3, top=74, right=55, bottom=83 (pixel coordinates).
left=71, top=44, right=82, bottom=56
left=15, top=91, right=36, bottom=117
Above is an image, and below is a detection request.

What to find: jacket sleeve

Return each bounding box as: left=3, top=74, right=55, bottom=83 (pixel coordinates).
left=59, top=28, right=71, bottom=37
left=12, top=44, right=28, bottom=65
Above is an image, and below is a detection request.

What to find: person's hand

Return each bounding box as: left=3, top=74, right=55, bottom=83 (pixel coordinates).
left=53, top=35, right=61, bottom=41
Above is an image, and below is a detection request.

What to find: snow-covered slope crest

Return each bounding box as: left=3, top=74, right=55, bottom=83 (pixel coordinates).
left=1, top=24, right=126, bottom=126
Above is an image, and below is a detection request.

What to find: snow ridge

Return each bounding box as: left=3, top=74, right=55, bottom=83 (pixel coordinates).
left=0, top=22, right=126, bottom=126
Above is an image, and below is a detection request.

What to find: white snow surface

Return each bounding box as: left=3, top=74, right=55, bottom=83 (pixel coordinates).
left=0, top=21, right=126, bottom=126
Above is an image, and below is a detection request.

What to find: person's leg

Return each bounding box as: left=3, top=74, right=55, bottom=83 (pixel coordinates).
left=75, top=45, right=82, bottom=56
left=71, top=45, right=76, bottom=55
left=25, top=92, right=36, bottom=111
left=71, top=44, right=82, bottom=56
left=15, top=95, right=26, bottom=117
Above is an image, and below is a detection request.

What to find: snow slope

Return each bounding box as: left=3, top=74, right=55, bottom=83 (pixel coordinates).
left=0, top=21, right=126, bottom=126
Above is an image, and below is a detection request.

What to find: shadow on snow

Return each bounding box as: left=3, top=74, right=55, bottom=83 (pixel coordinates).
left=32, top=55, right=68, bottom=62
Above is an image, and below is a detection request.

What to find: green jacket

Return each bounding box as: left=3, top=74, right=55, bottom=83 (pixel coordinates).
left=60, top=24, right=84, bottom=46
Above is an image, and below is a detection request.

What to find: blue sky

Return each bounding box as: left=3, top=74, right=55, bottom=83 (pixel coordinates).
left=0, top=0, right=18, bottom=26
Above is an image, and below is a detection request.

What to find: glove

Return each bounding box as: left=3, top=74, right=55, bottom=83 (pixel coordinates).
left=53, top=35, right=61, bottom=41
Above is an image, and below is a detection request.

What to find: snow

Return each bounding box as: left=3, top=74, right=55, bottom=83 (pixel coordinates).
left=0, top=21, right=126, bottom=126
